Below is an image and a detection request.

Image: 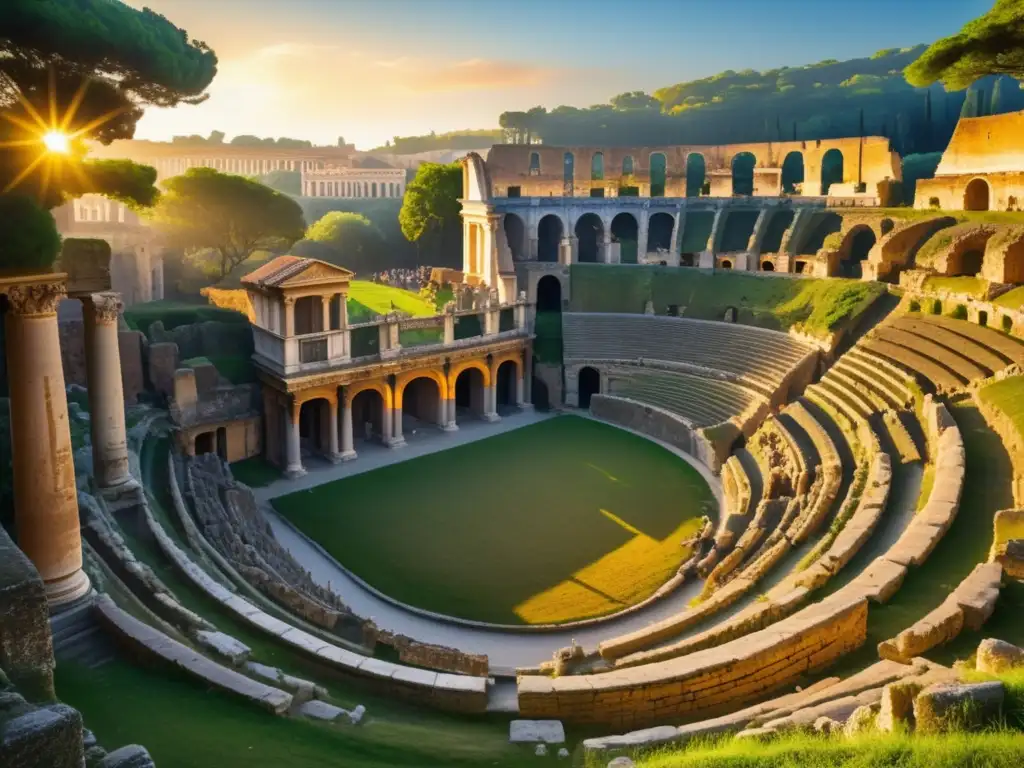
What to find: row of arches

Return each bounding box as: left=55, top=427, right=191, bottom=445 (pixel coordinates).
left=540, top=148, right=844, bottom=197
left=508, top=211, right=677, bottom=263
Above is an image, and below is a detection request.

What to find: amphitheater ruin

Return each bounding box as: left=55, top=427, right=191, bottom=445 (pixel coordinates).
left=6, top=112, right=1024, bottom=768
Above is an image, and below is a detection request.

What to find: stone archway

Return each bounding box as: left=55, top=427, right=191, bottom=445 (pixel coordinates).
left=578, top=366, right=600, bottom=409
left=611, top=212, right=639, bottom=264
left=781, top=151, right=804, bottom=194
left=686, top=153, right=706, bottom=197
left=453, top=364, right=488, bottom=422
left=397, top=374, right=445, bottom=438
left=574, top=213, right=604, bottom=263
left=536, top=275, right=562, bottom=313
left=495, top=359, right=518, bottom=412
left=821, top=149, right=844, bottom=195
left=731, top=152, right=756, bottom=196
left=947, top=248, right=985, bottom=277
left=648, top=213, right=675, bottom=254
left=351, top=387, right=387, bottom=444
left=841, top=227, right=876, bottom=278
left=503, top=213, right=526, bottom=261
left=537, top=214, right=563, bottom=263
left=964, top=178, right=990, bottom=212
left=299, top=397, right=332, bottom=457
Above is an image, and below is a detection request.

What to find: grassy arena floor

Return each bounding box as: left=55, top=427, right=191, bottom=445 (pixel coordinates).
left=274, top=416, right=715, bottom=625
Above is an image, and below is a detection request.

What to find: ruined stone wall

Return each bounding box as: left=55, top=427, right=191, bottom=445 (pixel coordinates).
left=485, top=138, right=900, bottom=199
left=58, top=320, right=87, bottom=388
left=0, top=527, right=54, bottom=701
left=377, top=631, right=489, bottom=677
left=935, top=110, right=1024, bottom=176
left=590, top=394, right=718, bottom=471
left=915, top=172, right=1024, bottom=212
left=517, top=595, right=867, bottom=728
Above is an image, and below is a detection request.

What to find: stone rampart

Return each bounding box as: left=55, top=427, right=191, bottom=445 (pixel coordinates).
left=519, top=595, right=868, bottom=728
left=589, top=394, right=718, bottom=471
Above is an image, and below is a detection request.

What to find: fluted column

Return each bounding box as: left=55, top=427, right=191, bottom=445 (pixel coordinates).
left=285, top=399, right=305, bottom=478
left=83, top=292, right=134, bottom=494
left=6, top=278, right=90, bottom=607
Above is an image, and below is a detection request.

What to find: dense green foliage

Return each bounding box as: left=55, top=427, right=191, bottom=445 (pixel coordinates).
left=293, top=211, right=384, bottom=275
left=0, top=195, right=61, bottom=272
left=906, top=0, right=1024, bottom=89
left=399, top=162, right=463, bottom=268
left=257, top=169, right=301, bottom=196
left=151, top=168, right=304, bottom=279
left=276, top=416, right=713, bottom=625
left=568, top=265, right=884, bottom=336
left=0, top=0, right=216, bottom=210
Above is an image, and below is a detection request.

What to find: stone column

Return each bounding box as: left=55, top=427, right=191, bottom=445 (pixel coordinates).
left=6, top=279, right=90, bottom=607
left=321, top=293, right=331, bottom=331
left=600, top=234, right=613, bottom=264
left=524, top=350, right=534, bottom=405
left=83, top=292, right=136, bottom=498
left=327, top=396, right=341, bottom=463
left=483, top=385, right=500, bottom=422
left=516, top=369, right=529, bottom=409
left=391, top=402, right=405, bottom=446
left=669, top=210, right=682, bottom=256
left=285, top=400, right=305, bottom=478
left=382, top=402, right=394, bottom=446
left=340, top=391, right=357, bottom=460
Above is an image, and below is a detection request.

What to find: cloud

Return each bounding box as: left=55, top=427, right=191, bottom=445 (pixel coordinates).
left=403, top=58, right=556, bottom=92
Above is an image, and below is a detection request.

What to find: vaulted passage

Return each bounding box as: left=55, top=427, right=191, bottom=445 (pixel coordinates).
left=575, top=213, right=603, bottom=263
left=964, top=178, right=990, bottom=212
left=781, top=151, right=804, bottom=194
left=686, top=153, right=706, bottom=197
left=647, top=213, right=675, bottom=253
left=538, top=215, right=563, bottom=263
left=612, top=213, right=639, bottom=264
left=821, top=149, right=844, bottom=195
left=841, top=228, right=876, bottom=278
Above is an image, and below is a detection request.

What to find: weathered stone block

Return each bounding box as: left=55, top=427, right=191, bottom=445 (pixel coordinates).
left=148, top=342, right=179, bottom=396
left=191, top=361, right=220, bottom=397
left=99, top=745, right=156, bottom=768
left=195, top=630, right=250, bottom=666
left=913, top=681, right=1005, bottom=734
left=977, top=638, right=1024, bottom=674
left=0, top=527, right=55, bottom=701
left=0, top=703, right=83, bottom=768
left=509, top=720, right=566, bottom=744
left=877, top=681, right=921, bottom=732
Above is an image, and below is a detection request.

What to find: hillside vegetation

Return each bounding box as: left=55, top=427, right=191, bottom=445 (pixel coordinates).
left=569, top=265, right=884, bottom=337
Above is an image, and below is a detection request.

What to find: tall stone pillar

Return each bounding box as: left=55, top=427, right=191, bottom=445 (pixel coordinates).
left=515, top=370, right=527, bottom=408
left=382, top=403, right=394, bottom=446
left=327, top=397, right=341, bottom=463
left=483, top=385, right=500, bottom=422
left=6, top=279, right=90, bottom=607
left=340, top=392, right=357, bottom=461
left=285, top=400, right=305, bottom=478
left=83, top=292, right=136, bottom=497
left=442, top=396, right=458, bottom=431
left=391, top=403, right=405, bottom=446
left=524, top=350, right=534, bottom=405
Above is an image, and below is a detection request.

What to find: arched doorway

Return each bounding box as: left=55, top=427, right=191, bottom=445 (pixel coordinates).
left=731, top=152, right=756, bottom=196
left=611, top=212, right=639, bottom=264
left=647, top=213, right=674, bottom=254
left=574, top=213, right=603, bottom=263
left=400, top=376, right=443, bottom=434
left=841, top=228, right=876, bottom=278
left=686, top=153, right=706, bottom=197
left=821, top=149, right=844, bottom=195
left=578, top=366, right=600, bottom=409
left=720, top=259, right=733, bottom=270
left=964, top=178, right=990, bottom=212
left=781, top=152, right=804, bottom=194
left=195, top=431, right=215, bottom=456
left=453, top=366, right=487, bottom=422
left=299, top=398, right=332, bottom=458
left=650, top=153, right=667, bottom=197
left=948, top=249, right=984, bottom=277
left=351, top=387, right=387, bottom=445
left=503, top=214, right=526, bottom=261
left=563, top=152, right=575, bottom=196
left=495, top=360, right=518, bottom=412
left=536, top=275, right=562, bottom=313
left=537, top=215, right=563, bottom=263
left=761, top=261, right=775, bottom=272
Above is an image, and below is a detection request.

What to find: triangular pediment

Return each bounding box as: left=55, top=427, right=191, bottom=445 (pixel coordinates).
left=277, top=260, right=354, bottom=288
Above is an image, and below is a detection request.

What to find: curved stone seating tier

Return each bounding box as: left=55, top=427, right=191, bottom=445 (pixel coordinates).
left=712, top=456, right=756, bottom=555
left=878, top=562, right=1002, bottom=664
left=924, top=315, right=1024, bottom=365
left=145, top=467, right=488, bottom=713
left=840, top=349, right=917, bottom=408
left=518, top=594, right=869, bottom=728
left=861, top=338, right=964, bottom=393
left=606, top=368, right=759, bottom=427
left=873, top=327, right=990, bottom=383
left=562, top=313, right=813, bottom=389
left=582, top=657, right=957, bottom=755
left=780, top=402, right=843, bottom=544
left=892, top=317, right=1012, bottom=375
left=829, top=361, right=906, bottom=412
left=93, top=594, right=294, bottom=716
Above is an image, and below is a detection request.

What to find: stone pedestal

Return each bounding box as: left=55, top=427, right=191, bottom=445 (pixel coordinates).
left=6, top=279, right=91, bottom=607
left=83, top=293, right=137, bottom=499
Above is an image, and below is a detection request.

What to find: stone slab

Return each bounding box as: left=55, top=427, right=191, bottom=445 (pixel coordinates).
left=195, top=630, right=250, bottom=666
left=510, top=720, right=566, bottom=744
left=298, top=700, right=348, bottom=722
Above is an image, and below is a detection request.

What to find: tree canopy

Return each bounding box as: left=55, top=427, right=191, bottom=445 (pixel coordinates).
left=150, top=168, right=304, bottom=279
left=258, top=169, right=301, bottom=196
left=292, top=212, right=384, bottom=274
left=0, top=195, right=62, bottom=272
left=399, top=162, right=461, bottom=243
left=906, top=0, right=1024, bottom=90
left=0, top=0, right=217, bottom=211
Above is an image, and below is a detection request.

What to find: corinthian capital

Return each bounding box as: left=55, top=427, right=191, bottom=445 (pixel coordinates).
left=88, top=292, right=124, bottom=324
left=6, top=280, right=66, bottom=316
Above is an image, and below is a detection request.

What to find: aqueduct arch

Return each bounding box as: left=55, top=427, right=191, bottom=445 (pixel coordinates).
left=611, top=212, right=639, bottom=264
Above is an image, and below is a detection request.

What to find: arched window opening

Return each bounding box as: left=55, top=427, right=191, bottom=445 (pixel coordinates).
left=563, top=152, right=574, bottom=196
left=529, top=152, right=541, bottom=176
left=650, top=152, right=667, bottom=197
left=731, top=152, right=756, bottom=196
left=591, top=152, right=604, bottom=181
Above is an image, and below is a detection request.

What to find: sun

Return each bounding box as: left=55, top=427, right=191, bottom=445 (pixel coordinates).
left=42, top=130, right=70, bottom=154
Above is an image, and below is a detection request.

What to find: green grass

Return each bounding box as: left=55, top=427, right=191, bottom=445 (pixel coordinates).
left=854, top=208, right=1024, bottom=225
left=123, top=300, right=249, bottom=333
left=866, top=401, right=1012, bottom=659
left=347, top=281, right=436, bottom=322
left=920, top=276, right=988, bottom=299
left=274, top=416, right=715, bottom=625
left=994, top=286, right=1024, bottom=311
left=568, top=265, right=884, bottom=337
left=980, top=376, right=1024, bottom=444
left=230, top=456, right=281, bottom=488
left=56, top=658, right=540, bottom=768
left=631, top=730, right=1024, bottom=768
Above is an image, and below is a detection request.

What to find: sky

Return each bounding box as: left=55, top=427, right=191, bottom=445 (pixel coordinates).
left=128, top=0, right=992, bottom=150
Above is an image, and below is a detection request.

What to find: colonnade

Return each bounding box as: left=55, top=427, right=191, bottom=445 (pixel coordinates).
left=4, top=278, right=133, bottom=607
left=278, top=353, right=529, bottom=478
